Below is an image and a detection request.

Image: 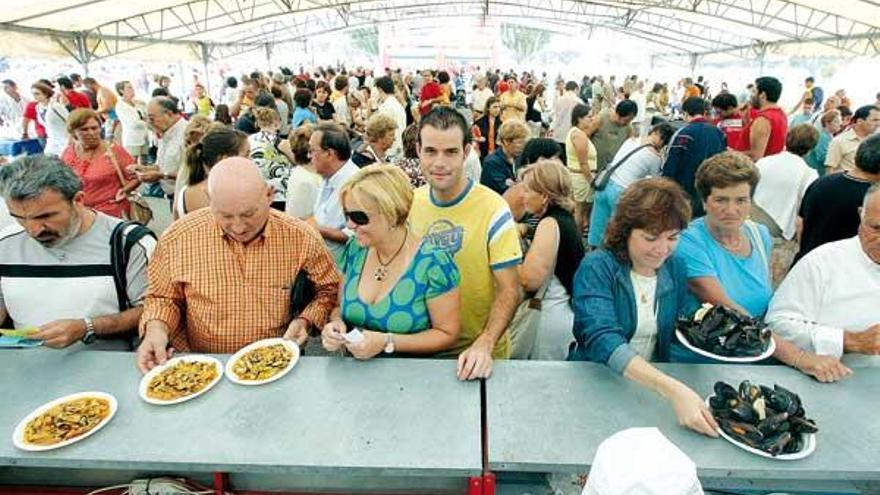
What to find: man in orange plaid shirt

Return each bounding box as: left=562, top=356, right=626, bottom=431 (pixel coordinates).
left=136, top=157, right=340, bottom=372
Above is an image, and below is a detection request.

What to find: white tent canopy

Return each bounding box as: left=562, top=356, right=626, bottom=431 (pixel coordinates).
left=1, top=0, right=878, bottom=66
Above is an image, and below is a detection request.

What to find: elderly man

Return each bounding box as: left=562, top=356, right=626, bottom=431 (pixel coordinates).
left=136, top=157, right=339, bottom=372
left=0, top=155, right=153, bottom=349
left=766, top=184, right=880, bottom=365
left=132, top=97, right=187, bottom=200
left=309, top=123, right=359, bottom=261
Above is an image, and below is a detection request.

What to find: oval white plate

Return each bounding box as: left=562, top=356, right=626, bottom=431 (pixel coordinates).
left=705, top=397, right=816, bottom=460
left=676, top=329, right=776, bottom=363
left=13, top=391, right=117, bottom=452
left=139, top=355, right=223, bottom=405
left=225, top=338, right=300, bottom=386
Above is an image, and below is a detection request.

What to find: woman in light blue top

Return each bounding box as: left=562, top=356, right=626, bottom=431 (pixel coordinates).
left=321, top=164, right=461, bottom=359
left=804, top=109, right=841, bottom=177
left=673, top=152, right=850, bottom=383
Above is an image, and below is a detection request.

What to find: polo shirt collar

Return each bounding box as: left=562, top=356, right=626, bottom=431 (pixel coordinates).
left=326, top=159, right=358, bottom=188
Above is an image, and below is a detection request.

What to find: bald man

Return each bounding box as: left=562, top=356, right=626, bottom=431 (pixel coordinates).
left=136, top=158, right=341, bottom=373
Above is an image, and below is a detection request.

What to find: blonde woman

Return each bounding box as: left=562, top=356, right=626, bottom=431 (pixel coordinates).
left=321, top=164, right=461, bottom=359
left=518, top=159, right=585, bottom=359
left=352, top=113, right=398, bottom=167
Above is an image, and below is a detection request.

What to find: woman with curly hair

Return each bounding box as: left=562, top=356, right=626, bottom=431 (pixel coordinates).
left=568, top=177, right=719, bottom=438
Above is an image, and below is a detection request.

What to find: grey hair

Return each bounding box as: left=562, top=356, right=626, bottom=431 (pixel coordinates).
left=150, top=96, right=178, bottom=114
left=862, top=182, right=880, bottom=218
left=0, top=155, right=82, bottom=202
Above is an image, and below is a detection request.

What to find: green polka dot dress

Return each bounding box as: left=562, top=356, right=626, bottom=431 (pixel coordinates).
left=340, top=237, right=460, bottom=334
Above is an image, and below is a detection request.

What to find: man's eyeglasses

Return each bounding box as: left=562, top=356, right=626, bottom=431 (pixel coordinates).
left=344, top=210, right=370, bottom=226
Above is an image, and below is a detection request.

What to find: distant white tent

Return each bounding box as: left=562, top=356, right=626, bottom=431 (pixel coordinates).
left=1, top=0, right=878, bottom=71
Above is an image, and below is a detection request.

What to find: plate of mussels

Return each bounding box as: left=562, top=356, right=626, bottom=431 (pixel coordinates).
left=706, top=380, right=817, bottom=460
left=676, top=304, right=776, bottom=362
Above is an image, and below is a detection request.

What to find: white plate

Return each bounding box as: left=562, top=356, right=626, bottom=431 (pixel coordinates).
left=139, top=355, right=223, bottom=405
left=13, top=391, right=117, bottom=452
left=676, top=329, right=776, bottom=363
left=225, top=338, right=300, bottom=386
left=705, top=397, right=816, bottom=460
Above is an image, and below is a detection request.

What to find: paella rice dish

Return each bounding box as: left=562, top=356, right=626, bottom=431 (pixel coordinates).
left=24, top=397, right=111, bottom=446
left=146, top=360, right=219, bottom=401
left=232, top=343, right=294, bottom=381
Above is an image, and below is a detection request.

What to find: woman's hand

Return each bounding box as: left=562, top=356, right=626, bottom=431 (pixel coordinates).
left=667, top=382, right=719, bottom=438
left=345, top=330, right=386, bottom=360
left=321, top=319, right=347, bottom=352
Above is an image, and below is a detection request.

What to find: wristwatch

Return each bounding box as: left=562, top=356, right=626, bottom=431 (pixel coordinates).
left=383, top=333, right=395, bottom=354
left=81, top=317, right=97, bottom=345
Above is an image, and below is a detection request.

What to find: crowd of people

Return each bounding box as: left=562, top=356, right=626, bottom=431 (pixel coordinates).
left=1, top=64, right=879, bottom=444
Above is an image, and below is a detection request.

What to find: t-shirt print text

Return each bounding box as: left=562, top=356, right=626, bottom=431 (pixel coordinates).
left=423, top=220, right=464, bottom=256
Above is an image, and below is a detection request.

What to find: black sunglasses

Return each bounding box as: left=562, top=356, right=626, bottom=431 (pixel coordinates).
left=344, top=210, right=370, bottom=226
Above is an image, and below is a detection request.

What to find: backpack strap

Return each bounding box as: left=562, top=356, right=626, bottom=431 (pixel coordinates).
left=110, top=221, right=157, bottom=311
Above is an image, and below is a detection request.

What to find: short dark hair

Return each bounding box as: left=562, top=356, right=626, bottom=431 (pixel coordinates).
left=855, top=134, right=880, bottom=174
left=293, top=88, right=312, bottom=109
left=418, top=106, right=470, bottom=147
left=69, top=73, right=82, bottom=83
left=226, top=76, right=238, bottom=88
left=375, top=76, right=394, bottom=95
left=682, top=96, right=708, bottom=117
left=650, top=122, right=677, bottom=147
left=571, top=103, right=591, bottom=127
left=755, top=76, right=783, bottom=103
left=852, top=105, right=880, bottom=123
left=603, top=177, right=692, bottom=262
left=333, top=75, right=348, bottom=92
left=564, top=81, right=578, bottom=92
left=2, top=79, right=15, bottom=88
left=151, top=96, right=178, bottom=115
left=253, top=90, right=277, bottom=111
left=56, top=76, right=74, bottom=90
left=711, top=92, right=738, bottom=111
left=615, top=99, right=638, bottom=118
left=519, top=138, right=562, bottom=167
left=805, top=76, right=815, bottom=84
left=315, top=123, right=352, bottom=161
left=152, top=87, right=170, bottom=98
left=838, top=105, right=853, bottom=118
left=437, top=71, right=451, bottom=84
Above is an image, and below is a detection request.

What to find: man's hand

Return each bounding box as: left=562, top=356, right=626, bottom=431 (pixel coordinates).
left=844, top=324, right=880, bottom=355
left=283, top=318, right=310, bottom=347
left=136, top=327, right=171, bottom=374
left=456, top=336, right=494, bottom=381
left=31, top=319, right=87, bottom=349
left=797, top=352, right=852, bottom=383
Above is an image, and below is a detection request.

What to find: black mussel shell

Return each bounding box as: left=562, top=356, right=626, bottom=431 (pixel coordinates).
left=761, top=431, right=792, bottom=456
left=714, top=381, right=739, bottom=400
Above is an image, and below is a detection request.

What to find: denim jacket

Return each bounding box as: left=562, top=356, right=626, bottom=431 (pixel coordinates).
left=568, top=248, right=692, bottom=374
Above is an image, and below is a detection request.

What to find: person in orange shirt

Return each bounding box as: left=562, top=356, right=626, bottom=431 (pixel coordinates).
left=136, top=157, right=340, bottom=372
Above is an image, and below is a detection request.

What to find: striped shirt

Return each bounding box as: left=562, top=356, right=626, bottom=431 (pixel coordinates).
left=139, top=209, right=341, bottom=353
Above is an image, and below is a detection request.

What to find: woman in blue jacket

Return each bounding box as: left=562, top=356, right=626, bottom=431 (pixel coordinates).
left=569, top=177, right=719, bottom=437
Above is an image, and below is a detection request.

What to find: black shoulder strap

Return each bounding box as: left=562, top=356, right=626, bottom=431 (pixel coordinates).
left=594, top=143, right=653, bottom=190
left=110, top=221, right=156, bottom=311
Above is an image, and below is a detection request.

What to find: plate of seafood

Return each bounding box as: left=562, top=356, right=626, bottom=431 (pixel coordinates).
left=139, top=355, right=223, bottom=405
left=707, top=380, right=817, bottom=460
left=225, top=338, right=300, bottom=386
left=676, top=304, right=775, bottom=362
left=13, top=392, right=117, bottom=451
